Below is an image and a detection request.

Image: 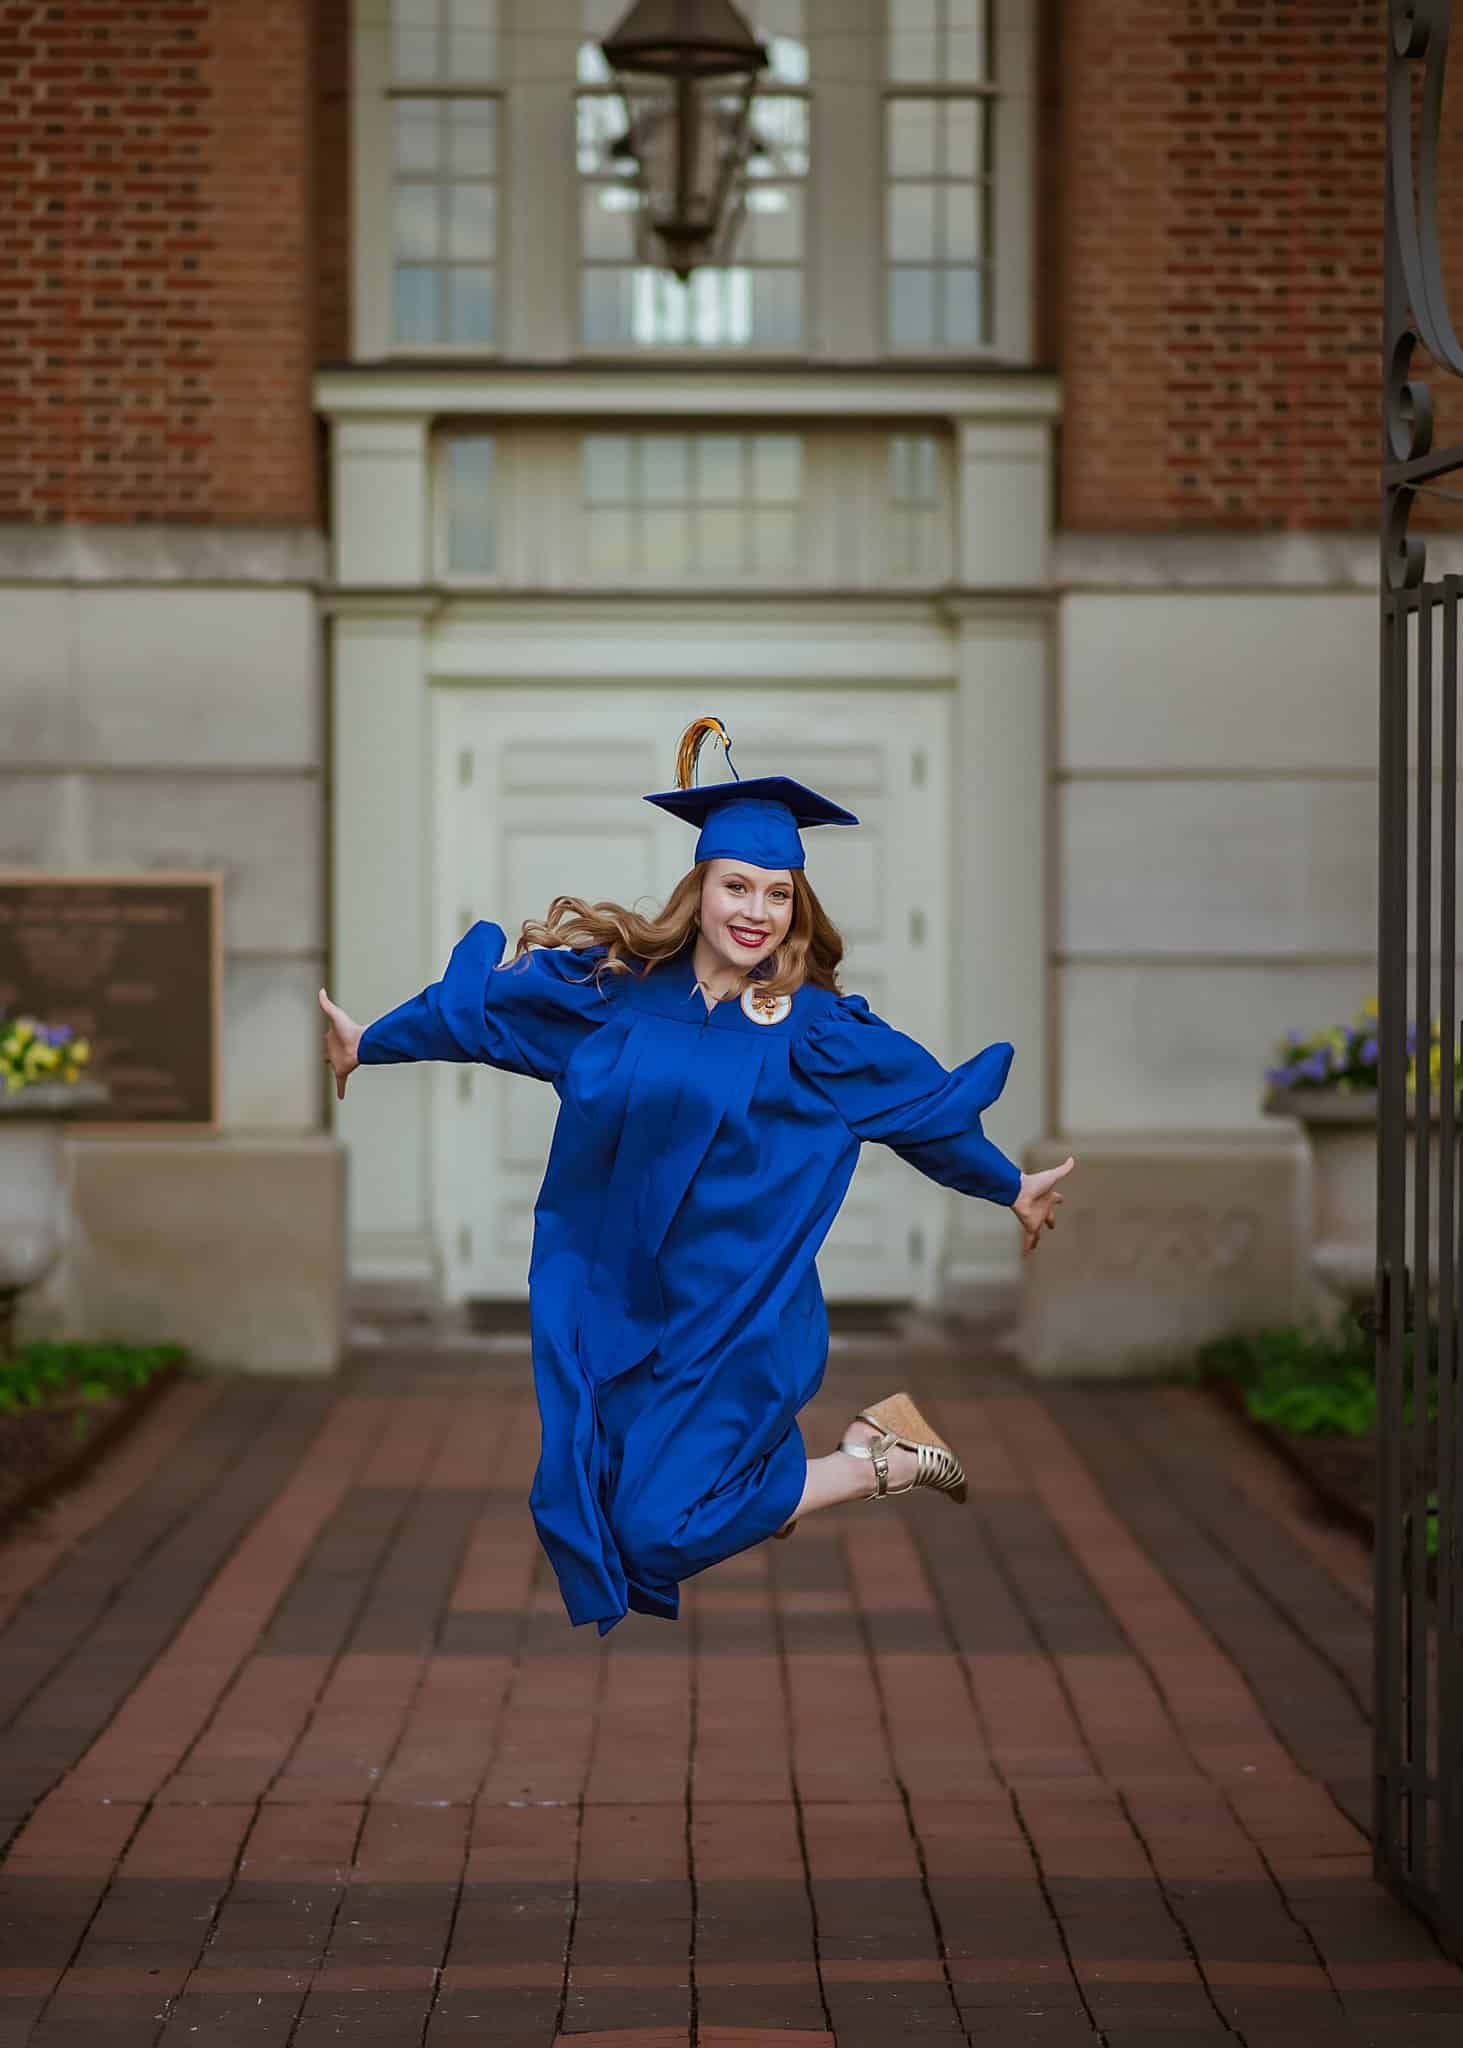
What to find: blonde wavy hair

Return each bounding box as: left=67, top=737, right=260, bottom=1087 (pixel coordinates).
left=511, top=862, right=845, bottom=1001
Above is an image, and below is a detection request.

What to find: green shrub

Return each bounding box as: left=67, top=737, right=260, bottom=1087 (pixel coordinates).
left=0, top=1341, right=185, bottom=1414
left=1199, top=1317, right=1442, bottom=1440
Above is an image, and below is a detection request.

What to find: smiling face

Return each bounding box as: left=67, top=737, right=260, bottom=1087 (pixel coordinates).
left=697, top=858, right=796, bottom=978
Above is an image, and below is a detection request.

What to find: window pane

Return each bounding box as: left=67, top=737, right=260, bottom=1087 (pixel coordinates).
left=577, top=40, right=612, bottom=85
left=742, top=186, right=801, bottom=263
left=642, top=437, right=691, bottom=503
left=749, top=267, right=801, bottom=346
left=449, top=100, right=497, bottom=174
left=445, top=437, right=495, bottom=573
left=751, top=94, right=810, bottom=175
left=888, top=99, right=938, bottom=177
left=638, top=269, right=693, bottom=345
left=395, top=101, right=442, bottom=173
left=446, top=181, right=495, bottom=259
left=642, top=506, right=693, bottom=577
left=912, top=433, right=940, bottom=498
left=946, top=28, right=985, bottom=81
left=582, top=185, right=637, bottom=261
left=887, top=184, right=938, bottom=262
left=749, top=507, right=800, bottom=573
left=577, top=92, right=630, bottom=175
left=942, top=265, right=983, bottom=345
left=698, top=507, right=744, bottom=575
left=392, top=0, right=438, bottom=80
left=947, top=0, right=988, bottom=80
left=445, top=266, right=493, bottom=342
left=752, top=434, right=801, bottom=503
left=584, top=434, right=632, bottom=503
left=886, top=0, right=938, bottom=79
left=445, top=0, right=497, bottom=77
left=696, top=435, right=742, bottom=502
left=395, top=183, right=440, bottom=261
left=943, top=98, right=983, bottom=179
left=944, top=183, right=983, bottom=261
left=888, top=267, right=937, bottom=348
left=395, top=264, right=439, bottom=344
left=582, top=266, right=633, bottom=344
left=587, top=507, right=634, bottom=579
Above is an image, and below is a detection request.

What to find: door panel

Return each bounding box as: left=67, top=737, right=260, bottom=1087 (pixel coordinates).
left=433, top=684, right=950, bottom=1302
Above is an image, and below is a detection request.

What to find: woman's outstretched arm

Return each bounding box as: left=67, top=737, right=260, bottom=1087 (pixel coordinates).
left=321, top=920, right=614, bottom=1096
left=791, top=992, right=1075, bottom=1255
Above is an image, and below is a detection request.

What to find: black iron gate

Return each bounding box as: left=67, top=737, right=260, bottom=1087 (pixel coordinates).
left=1378, top=0, right=1463, bottom=1957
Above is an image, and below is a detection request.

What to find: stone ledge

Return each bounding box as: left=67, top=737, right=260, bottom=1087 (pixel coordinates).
left=23, top=1136, right=346, bottom=1375
left=1018, top=1128, right=1312, bottom=1380
left=0, top=523, right=328, bottom=586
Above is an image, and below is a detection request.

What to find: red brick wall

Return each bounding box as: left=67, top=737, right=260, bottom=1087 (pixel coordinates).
left=316, top=0, right=351, bottom=367
left=1056, top=0, right=1388, bottom=531
left=1, top=0, right=321, bottom=527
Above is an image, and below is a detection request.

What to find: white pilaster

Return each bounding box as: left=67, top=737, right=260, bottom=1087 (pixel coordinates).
left=957, top=417, right=1051, bottom=589
left=351, top=0, right=392, bottom=362
left=332, top=610, right=436, bottom=1283
left=944, top=602, right=1052, bottom=1294
left=501, top=0, right=578, bottom=360
left=332, top=416, right=430, bottom=585
left=808, top=0, right=881, bottom=361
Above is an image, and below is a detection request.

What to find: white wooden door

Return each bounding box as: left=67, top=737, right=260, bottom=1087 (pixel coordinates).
left=432, top=683, right=951, bottom=1303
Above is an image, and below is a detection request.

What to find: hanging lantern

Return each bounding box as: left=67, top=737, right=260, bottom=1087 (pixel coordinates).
left=600, top=0, right=770, bottom=282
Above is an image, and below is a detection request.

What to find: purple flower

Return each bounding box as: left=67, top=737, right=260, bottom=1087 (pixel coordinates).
left=1298, top=1052, right=1330, bottom=1083
left=1361, top=1036, right=1379, bottom=1066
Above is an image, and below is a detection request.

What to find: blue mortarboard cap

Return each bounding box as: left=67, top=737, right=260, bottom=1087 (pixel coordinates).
left=643, top=776, right=860, bottom=871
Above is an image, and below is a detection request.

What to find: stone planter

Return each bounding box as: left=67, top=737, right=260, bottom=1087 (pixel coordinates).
left=1262, top=1086, right=1438, bottom=1314
left=0, top=1081, right=109, bottom=1355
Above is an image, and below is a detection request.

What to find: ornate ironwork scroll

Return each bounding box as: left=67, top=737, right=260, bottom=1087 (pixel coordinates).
left=1378, top=0, right=1463, bottom=1961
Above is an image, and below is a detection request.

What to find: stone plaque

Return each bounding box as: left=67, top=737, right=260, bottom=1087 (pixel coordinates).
left=0, top=873, right=221, bottom=1129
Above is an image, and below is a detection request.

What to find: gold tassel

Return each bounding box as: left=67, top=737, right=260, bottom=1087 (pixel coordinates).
left=674, top=715, right=732, bottom=790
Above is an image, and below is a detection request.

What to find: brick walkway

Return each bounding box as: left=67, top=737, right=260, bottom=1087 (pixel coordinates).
left=0, top=1324, right=1460, bottom=2047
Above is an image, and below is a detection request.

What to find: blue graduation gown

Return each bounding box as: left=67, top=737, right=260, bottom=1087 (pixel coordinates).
left=359, top=922, right=1022, bottom=1633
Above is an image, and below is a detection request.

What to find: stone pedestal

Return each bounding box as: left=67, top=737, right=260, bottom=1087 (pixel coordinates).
left=1017, top=1128, right=1311, bottom=1379
left=22, top=1136, right=347, bottom=1375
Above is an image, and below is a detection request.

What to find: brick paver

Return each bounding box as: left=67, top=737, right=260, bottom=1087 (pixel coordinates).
left=0, top=1324, right=1460, bottom=2047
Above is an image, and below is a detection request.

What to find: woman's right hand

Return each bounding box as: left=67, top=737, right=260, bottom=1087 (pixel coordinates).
left=319, top=989, right=363, bottom=1100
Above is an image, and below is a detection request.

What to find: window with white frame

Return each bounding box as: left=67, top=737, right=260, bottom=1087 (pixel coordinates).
left=389, top=0, right=499, bottom=348
left=885, top=0, right=993, bottom=351
left=581, top=432, right=804, bottom=579
left=577, top=0, right=810, bottom=349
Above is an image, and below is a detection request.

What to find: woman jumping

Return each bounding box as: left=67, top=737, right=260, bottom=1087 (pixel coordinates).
left=319, top=717, right=1074, bottom=1634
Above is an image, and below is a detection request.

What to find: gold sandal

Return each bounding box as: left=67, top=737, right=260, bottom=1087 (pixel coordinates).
left=838, top=1390, right=968, bottom=1506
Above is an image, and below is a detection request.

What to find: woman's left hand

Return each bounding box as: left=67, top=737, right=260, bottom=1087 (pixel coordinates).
left=318, top=989, right=363, bottom=1100
left=1013, top=1156, right=1075, bottom=1256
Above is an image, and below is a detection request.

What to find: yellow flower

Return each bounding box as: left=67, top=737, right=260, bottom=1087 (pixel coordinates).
left=70, top=1039, right=91, bottom=1066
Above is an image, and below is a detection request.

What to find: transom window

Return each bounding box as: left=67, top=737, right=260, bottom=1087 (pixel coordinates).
left=582, top=432, right=804, bottom=579
left=437, top=427, right=953, bottom=587
left=577, top=0, right=809, bottom=350
left=885, top=1, right=993, bottom=350
left=389, top=0, right=499, bottom=349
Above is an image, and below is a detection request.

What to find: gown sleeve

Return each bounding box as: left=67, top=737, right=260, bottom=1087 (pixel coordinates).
left=357, top=920, right=613, bottom=1085
left=791, top=992, right=1023, bottom=1206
